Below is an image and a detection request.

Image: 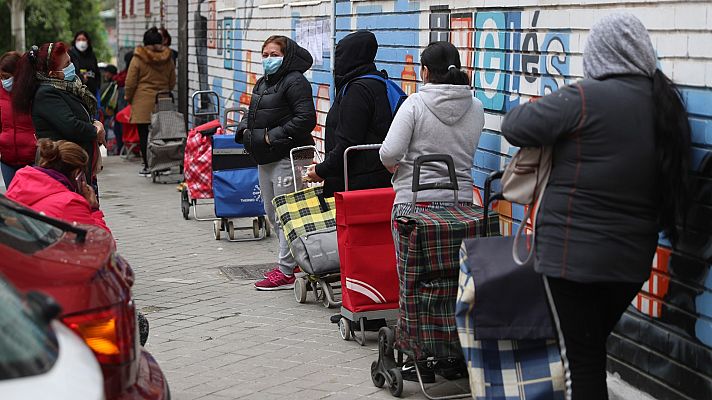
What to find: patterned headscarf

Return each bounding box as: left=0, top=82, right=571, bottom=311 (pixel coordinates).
left=583, top=13, right=657, bottom=80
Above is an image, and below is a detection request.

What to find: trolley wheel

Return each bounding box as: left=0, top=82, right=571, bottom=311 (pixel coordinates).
left=260, top=216, right=271, bottom=237
left=294, top=278, right=307, bottom=303
left=322, top=282, right=335, bottom=308
left=180, top=187, right=190, bottom=220
left=313, top=282, right=324, bottom=303
left=379, top=326, right=395, bottom=353
left=387, top=368, right=404, bottom=397
left=253, top=219, right=260, bottom=238
left=371, top=361, right=385, bottom=388
left=227, top=220, right=235, bottom=240
left=213, top=220, right=221, bottom=240
left=338, top=317, right=351, bottom=341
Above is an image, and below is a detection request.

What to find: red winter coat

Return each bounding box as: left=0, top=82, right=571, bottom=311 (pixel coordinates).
left=0, top=88, right=36, bottom=167
left=6, top=167, right=111, bottom=234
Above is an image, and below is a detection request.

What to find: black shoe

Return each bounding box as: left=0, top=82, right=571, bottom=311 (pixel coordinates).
left=401, top=362, right=436, bottom=383
left=138, top=168, right=150, bottom=177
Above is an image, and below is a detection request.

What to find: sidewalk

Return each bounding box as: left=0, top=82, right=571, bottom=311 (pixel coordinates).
left=99, top=155, right=471, bottom=399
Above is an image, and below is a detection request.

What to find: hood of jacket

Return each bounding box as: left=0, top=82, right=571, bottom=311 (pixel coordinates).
left=5, top=167, right=76, bottom=207
left=418, top=84, right=475, bottom=126
left=267, top=38, right=313, bottom=83
left=334, top=31, right=378, bottom=91
left=133, top=45, right=173, bottom=66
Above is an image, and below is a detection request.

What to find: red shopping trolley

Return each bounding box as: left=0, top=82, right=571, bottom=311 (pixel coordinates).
left=334, top=144, right=400, bottom=345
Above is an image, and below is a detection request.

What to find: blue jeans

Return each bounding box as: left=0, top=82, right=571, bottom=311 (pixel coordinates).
left=0, top=161, right=21, bottom=188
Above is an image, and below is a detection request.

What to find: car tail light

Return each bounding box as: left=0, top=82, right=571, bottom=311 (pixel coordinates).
left=63, top=303, right=136, bottom=365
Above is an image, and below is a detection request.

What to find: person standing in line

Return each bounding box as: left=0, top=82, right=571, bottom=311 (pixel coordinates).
left=500, top=13, right=691, bottom=400
left=306, top=30, right=393, bottom=197
left=0, top=51, right=36, bottom=187
left=159, top=28, right=179, bottom=63
left=12, top=42, right=105, bottom=187
left=125, top=27, right=176, bottom=176
left=68, top=31, right=101, bottom=99
left=112, top=51, right=134, bottom=155
left=235, top=35, right=316, bottom=290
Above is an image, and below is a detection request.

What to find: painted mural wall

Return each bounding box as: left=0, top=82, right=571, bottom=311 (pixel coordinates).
left=119, top=0, right=712, bottom=398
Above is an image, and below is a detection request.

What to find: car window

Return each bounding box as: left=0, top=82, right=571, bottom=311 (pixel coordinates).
left=0, top=201, right=63, bottom=254
left=0, top=278, right=58, bottom=380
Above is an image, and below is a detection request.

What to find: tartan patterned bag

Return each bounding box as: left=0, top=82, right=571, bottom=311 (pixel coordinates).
left=272, top=186, right=339, bottom=275
left=456, top=242, right=566, bottom=400
left=395, top=205, right=498, bottom=360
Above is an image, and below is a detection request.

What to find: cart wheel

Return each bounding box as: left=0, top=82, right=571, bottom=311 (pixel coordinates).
left=313, top=282, right=324, bottom=303
left=338, top=317, right=351, bottom=341
left=387, top=368, right=404, bottom=397
left=180, top=187, right=190, bottom=220
left=322, top=282, right=335, bottom=308
left=294, top=278, right=307, bottom=303
left=260, top=216, right=271, bottom=237
left=253, top=219, right=260, bottom=238
left=371, top=361, right=385, bottom=388
left=227, top=220, right=235, bottom=240
left=213, top=220, right=221, bottom=240
left=379, top=327, right=395, bottom=353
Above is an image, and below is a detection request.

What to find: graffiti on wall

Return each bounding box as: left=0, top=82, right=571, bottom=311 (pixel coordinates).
left=473, top=10, right=570, bottom=113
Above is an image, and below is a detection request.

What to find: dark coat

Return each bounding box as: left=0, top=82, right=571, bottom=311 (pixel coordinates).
left=501, top=76, right=659, bottom=284
left=32, top=84, right=98, bottom=182
left=237, top=38, right=316, bottom=165
left=68, top=47, right=100, bottom=97
left=315, top=31, right=393, bottom=197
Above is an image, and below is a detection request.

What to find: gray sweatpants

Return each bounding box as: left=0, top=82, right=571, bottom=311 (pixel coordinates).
left=258, top=157, right=304, bottom=276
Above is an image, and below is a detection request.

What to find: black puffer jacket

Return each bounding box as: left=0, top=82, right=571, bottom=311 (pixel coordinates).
left=315, top=31, right=393, bottom=197
left=236, top=38, right=316, bottom=165
left=501, top=76, right=659, bottom=284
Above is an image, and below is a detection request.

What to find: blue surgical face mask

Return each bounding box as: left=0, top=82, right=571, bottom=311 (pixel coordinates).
left=262, top=56, right=283, bottom=76
left=1, top=77, right=12, bottom=92
left=62, top=63, right=76, bottom=82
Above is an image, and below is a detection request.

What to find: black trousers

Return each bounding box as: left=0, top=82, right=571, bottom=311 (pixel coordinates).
left=137, top=123, right=149, bottom=168
left=544, top=276, right=642, bottom=400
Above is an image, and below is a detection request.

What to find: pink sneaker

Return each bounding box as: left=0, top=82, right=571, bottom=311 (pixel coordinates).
left=254, top=269, right=295, bottom=291
left=263, top=266, right=281, bottom=279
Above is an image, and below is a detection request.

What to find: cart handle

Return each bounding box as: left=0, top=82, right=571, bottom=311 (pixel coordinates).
left=343, top=144, right=382, bottom=192
left=191, top=90, right=220, bottom=118
left=411, top=154, right=459, bottom=206
left=290, top=145, right=323, bottom=192
left=483, top=170, right=504, bottom=237
left=155, top=90, right=174, bottom=104
left=223, top=107, right=247, bottom=133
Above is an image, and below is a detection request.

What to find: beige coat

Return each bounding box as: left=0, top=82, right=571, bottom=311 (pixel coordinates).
left=125, top=45, right=176, bottom=124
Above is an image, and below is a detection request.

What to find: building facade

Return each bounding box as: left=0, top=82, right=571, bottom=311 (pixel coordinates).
left=117, top=1, right=712, bottom=398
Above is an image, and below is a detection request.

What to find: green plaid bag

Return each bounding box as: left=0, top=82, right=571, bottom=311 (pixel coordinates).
left=272, top=186, right=338, bottom=275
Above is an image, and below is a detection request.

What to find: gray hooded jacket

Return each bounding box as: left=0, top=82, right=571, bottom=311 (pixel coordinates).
left=380, top=84, right=484, bottom=205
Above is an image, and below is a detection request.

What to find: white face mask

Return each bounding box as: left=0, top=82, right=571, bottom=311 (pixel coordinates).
left=75, top=40, right=89, bottom=52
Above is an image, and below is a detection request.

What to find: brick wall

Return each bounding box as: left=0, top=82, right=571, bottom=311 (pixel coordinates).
left=120, top=1, right=712, bottom=398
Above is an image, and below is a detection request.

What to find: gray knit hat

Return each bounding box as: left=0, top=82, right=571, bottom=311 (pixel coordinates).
left=583, top=13, right=657, bottom=79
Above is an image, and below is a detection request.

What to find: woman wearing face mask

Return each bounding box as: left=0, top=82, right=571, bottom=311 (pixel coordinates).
left=12, top=42, right=105, bottom=186
left=6, top=139, right=110, bottom=233
left=235, top=35, right=316, bottom=291
left=125, top=27, right=176, bottom=176
left=0, top=51, right=36, bottom=187
left=68, top=31, right=101, bottom=98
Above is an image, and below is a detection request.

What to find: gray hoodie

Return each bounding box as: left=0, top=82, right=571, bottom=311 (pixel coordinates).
left=380, top=84, right=484, bottom=205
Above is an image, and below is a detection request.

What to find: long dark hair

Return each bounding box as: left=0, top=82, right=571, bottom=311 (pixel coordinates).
left=12, top=42, right=68, bottom=114
left=653, top=68, right=691, bottom=244
left=420, top=41, right=469, bottom=86
left=72, top=31, right=93, bottom=52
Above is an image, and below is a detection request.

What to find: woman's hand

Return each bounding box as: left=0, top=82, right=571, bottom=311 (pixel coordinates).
left=80, top=182, right=99, bottom=211
left=386, top=164, right=399, bottom=174
left=306, top=165, right=324, bottom=183
left=93, top=121, right=106, bottom=145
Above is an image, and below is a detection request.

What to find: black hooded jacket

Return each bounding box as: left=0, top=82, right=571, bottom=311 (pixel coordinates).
left=236, top=38, right=316, bottom=165
left=315, top=31, right=393, bottom=197
left=68, top=46, right=100, bottom=97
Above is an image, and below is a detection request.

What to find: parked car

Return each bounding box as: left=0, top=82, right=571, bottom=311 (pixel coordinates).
left=0, top=274, right=104, bottom=399
left=0, top=195, right=169, bottom=400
